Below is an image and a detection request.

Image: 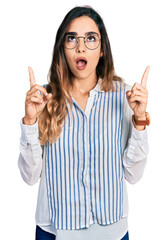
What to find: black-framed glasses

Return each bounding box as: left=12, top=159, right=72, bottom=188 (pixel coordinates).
left=64, top=33, right=101, bottom=50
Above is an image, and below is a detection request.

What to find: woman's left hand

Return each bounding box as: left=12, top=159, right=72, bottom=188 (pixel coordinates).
left=126, top=66, right=150, bottom=118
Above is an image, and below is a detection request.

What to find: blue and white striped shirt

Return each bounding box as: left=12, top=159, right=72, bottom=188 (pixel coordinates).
left=45, top=79, right=126, bottom=229
left=18, top=78, right=149, bottom=237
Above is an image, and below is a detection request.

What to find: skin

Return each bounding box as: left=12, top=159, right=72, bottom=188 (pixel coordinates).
left=23, top=67, right=52, bottom=125
left=64, top=16, right=150, bottom=131
left=64, top=16, right=103, bottom=96
left=24, top=16, right=150, bottom=131
left=126, top=66, right=150, bottom=131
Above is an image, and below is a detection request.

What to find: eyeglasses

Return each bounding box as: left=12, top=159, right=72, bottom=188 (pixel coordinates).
left=64, top=33, right=101, bottom=50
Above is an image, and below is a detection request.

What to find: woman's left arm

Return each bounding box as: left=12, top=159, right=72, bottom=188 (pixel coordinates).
left=126, top=66, right=150, bottom=130
left=122, top=66, right=150, bottom=184
left=122, top=117, right=149, bottom=184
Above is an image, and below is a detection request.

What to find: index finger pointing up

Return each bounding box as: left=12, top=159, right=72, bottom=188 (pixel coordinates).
left=28, top=66, right=36, bottom=88
left=141, top=66, right=150, bottom=89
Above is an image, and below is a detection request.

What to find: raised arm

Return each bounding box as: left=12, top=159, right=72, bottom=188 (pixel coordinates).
left=18, top=67, right=52, bottom=185
left=122, top=67, right=150, bottom=184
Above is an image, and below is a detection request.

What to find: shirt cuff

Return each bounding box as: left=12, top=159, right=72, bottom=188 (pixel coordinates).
left=20, top=118, right=39, bottom=146
left=130, top=120, right=148, bottom=146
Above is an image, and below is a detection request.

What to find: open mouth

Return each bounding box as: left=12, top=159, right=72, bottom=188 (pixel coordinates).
left=75, top=57, right=87, bottom=70
left=77, top=60, right=87, bottom=66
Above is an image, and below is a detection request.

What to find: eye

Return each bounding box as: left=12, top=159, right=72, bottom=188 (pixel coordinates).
left=87, top=35, right=96, bottom=42
left=67, top=35, right=76, bottom=42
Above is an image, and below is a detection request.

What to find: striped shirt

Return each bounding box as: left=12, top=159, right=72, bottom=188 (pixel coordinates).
left=18, top=78, right=149, bottom=237
left=45, top=79, right=125, bottom=229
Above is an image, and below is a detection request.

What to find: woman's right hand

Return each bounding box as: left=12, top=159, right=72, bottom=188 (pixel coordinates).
left=23, top=66, right=52, bottom=125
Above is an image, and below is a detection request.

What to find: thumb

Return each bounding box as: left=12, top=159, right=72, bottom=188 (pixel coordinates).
left=43, top=93, right=53, bottom=105
left=46, top=93, right=53, bottom=100
left=126, top=90, right=131, bottom=98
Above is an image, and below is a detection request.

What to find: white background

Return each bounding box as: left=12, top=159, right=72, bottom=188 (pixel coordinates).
left=0, top=0, right=167, bottom=239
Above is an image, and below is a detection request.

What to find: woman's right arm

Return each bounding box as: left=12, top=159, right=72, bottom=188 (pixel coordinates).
left=18, top=67, right=52, bottom=185
left=18, top=118, right=43, bottom=185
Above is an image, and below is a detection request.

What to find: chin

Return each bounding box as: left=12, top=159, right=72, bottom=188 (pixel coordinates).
left=73, top=69, right=96, bottom=80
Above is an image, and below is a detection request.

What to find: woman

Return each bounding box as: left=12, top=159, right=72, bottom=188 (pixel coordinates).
left=18, top=6, right=150, bottom=240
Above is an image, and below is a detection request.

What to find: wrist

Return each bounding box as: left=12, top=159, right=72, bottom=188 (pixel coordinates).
left=134, top=115, right=146, bottom=121
left=132, top=112, right=150, bottom=131
left=23, top=116, right=37, bottom=125
left=133, top=121, right=146, bottom=131
left=132, top=117, right=145, bottom=131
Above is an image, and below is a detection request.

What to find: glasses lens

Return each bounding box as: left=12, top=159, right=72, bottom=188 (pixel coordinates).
left=64, top=34, right=100, bottom=50
left=64, top=35, right=77, bottom=49
left=85, top=35, right=100, bottom=49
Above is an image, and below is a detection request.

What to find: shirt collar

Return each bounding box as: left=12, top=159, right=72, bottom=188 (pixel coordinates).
left=69, top=78, right=104, bottom=101
left=91, top=78, right=104, bottom=93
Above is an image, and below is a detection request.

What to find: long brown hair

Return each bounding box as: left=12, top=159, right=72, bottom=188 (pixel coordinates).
left=38, top=6, right=123, bottom=145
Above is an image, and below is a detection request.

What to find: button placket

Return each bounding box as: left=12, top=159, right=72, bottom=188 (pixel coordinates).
left=85, top=91, right=98, bottom=117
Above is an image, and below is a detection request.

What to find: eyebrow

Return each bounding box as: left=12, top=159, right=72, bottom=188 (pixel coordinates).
left=65, top=31, right=99, bottom=36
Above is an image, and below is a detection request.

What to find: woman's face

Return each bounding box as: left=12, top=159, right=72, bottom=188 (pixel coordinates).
left=64, top=16, right=103, bottom=82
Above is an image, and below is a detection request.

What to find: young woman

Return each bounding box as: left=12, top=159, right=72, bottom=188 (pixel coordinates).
left=18, top=6, right=150, bottom=240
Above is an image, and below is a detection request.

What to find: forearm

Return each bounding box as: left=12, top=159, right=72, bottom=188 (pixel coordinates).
left=18, top=118, right=43, bottom=185
left=123, top=120, right=149, bottom=184
left=18, top=145, right=42, bottom=185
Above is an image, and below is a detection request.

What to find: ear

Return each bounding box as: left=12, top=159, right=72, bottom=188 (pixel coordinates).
left=100, top=50, right=103, bottom=58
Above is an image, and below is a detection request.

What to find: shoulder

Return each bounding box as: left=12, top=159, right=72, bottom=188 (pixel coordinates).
left=111, top=79, right=132, bottom=93
left=42, top=84, right=47, bottom=88
left=124, top=83, right=132, bottom=92
left=41, top=84, right=52, bottom=94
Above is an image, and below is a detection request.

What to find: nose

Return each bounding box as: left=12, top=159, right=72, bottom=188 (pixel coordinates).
left=76, top=37, right=86, bottom=53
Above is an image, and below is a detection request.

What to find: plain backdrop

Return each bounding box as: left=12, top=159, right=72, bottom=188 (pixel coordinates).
left=0, top=0, right=167, bottom=239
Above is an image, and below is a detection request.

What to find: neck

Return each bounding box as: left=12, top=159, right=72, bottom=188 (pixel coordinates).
left=70, top=73, right=98, bottom=96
